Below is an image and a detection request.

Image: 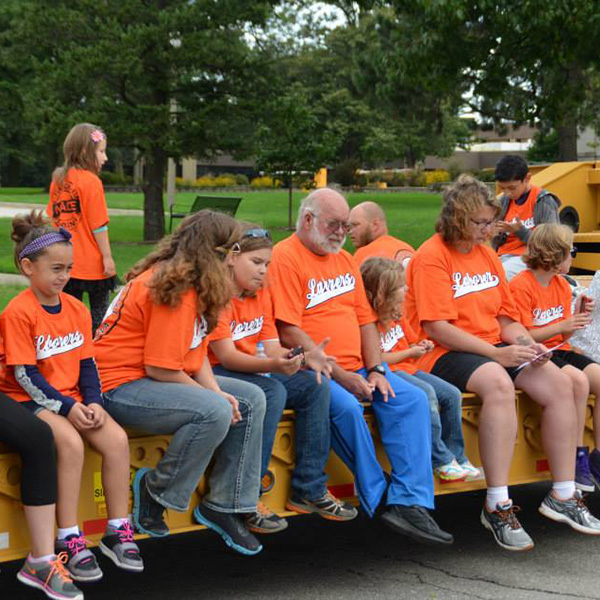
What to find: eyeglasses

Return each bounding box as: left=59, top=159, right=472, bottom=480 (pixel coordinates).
left=243, top=228, right=271, bottom=240
left=570, top=247, right=578, bottom=258
left=470, top=218, right=496, bottom=230
left=315, top=215, right=350, bottom=233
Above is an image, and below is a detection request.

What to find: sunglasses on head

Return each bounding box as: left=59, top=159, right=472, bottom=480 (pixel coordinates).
left=570, top=247, right=578, bottom=258
left=243, top=228, right=271, bottom=240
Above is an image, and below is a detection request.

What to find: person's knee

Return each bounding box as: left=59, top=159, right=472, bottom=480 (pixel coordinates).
left=480, top=372, right=515, bottom=406
left=570, top=369, right=590, bottom=400
left=28, top=419, right=55, bottom=454
left=55, top=427, right=85, bottom=464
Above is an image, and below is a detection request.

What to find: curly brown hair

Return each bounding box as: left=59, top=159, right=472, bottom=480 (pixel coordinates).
left=11, top=210, right=71, bottom=271
left=52, top=123, right=106, bottom=185
left=360, top=257, right=403, bottom=327
left=523, top=223, right=573, bottom=271
left=126, top=210, right=243, bottom=331
left=435, top=175, right=500, bottom=244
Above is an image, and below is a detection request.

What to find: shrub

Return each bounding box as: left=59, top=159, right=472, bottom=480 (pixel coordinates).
left=100, top=171, right=133, bottom=185
left=250, top=175, right=282, bottom=188
left=407, top=169, right=426, bottom=187
left=331, top=159, right=360, bottom=187
left=234, top=173, right=249, bottom=186
left=424, top=170, right=451, bottom=185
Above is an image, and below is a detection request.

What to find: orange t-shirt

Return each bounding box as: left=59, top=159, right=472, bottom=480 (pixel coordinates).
left=404, top=233, right=520, bottom=373
left=208, top=287, right=279, bottom=365
left=509, top=270, right=572, bottom=350
left=354, top=235, right=415, bottom=266
left=94, top=269, right=209, bottom=391
left=47, top=168, right=110, bottom=280
left=0, top=289, right=94, bottom=402
left=269, top=234, right=376, bottom=371
left=378, top=316, right=418, bottom=374
left=498, top=185, right=541, bottom=256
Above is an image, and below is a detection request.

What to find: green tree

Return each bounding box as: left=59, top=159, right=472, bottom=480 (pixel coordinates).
left=10, top=0, right=279, bottom=240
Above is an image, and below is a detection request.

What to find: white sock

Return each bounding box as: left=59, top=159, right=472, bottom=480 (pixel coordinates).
left=108, top=517, right=129, bottom=530
left=28, top=553, right=55, bottom=564
left=57, top=526, right=80, bottom=540
left=486, top=486, right=510, bottom=512
left=552, top=480, right=576, bottom=500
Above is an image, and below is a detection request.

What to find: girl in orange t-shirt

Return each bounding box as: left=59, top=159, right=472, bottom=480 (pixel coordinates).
left=48, top=123, right=117, bottom=333
left=360, top=257, right=480, bottom=483
left=405, top=175, right=600, bottom=551
left=510, top=223, right=600, bottom=492
left=209, top=226, right=355, bottom=533
left=95, top=211, right=266, bottom=557
left=0, top=211, right=142, bottom=582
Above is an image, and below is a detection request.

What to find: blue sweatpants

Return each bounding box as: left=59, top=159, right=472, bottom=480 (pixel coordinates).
left=329, top=363, right=434, bottom=517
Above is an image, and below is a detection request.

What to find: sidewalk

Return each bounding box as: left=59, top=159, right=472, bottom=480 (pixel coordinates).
left=0, top=201, right=143, bottom=218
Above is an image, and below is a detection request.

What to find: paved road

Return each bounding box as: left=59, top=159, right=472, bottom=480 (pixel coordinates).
left=3, top=482, right=600, bottom=599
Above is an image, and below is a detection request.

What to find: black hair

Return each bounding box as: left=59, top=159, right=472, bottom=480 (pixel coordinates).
left=494, top=155, right=529, bottom=182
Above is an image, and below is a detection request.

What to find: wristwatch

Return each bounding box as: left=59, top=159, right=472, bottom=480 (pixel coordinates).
left=367, top=364, right=386, bottom=376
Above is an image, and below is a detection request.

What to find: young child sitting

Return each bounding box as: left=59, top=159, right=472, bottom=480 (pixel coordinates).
left=509, top=223, right=600, bottom=491
left=360, top=257, right=480, bottom=483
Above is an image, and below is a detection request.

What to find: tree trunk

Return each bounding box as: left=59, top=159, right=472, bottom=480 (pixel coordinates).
left=143, top=145, right=166, bottom=241
left=288, top=177, right=293, bottom=230
left=557, top=122, right=578, bottom=162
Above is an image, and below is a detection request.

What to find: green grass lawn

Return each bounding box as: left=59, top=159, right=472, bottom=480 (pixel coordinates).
left=0, top=189, right=443, bottom=310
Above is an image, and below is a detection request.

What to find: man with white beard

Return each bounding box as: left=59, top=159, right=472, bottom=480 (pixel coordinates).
left=268, top=188, right=453, bottom=545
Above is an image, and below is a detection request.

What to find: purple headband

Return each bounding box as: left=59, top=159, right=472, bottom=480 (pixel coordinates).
left=18, top=228, right=72, bottom=261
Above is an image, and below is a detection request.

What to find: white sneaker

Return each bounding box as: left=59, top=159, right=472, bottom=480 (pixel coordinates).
left=459, top=459, right=483, bottom=481
left=435, top=459, right=466, bottom=483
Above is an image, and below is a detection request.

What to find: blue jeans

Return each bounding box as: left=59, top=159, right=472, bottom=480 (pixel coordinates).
left=392, top=370, right=466, bottom=469
left=103, top=376, right=265, bottom=513
left=329, top=363, right=434, bottom=517
left=213, top=366, right=331, bottom=501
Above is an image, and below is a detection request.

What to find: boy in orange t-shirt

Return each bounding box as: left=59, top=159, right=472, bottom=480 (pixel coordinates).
left=492, top=154, right=560, bottom=280
left=269, top=188, right=453, bottom=547
left=510, top=223, right=600, bottom=492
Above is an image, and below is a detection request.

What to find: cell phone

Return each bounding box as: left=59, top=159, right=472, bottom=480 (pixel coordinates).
left=288, top=346, right=304, bottom=358
left=576, top=294, right=590, bottom=314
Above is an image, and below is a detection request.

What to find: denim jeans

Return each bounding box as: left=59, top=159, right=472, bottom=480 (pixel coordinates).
left=213, top=366, right=331, bottom=501
left=329, top=363, right=433, bottom=517
left=392, top=370, right=466, bottom=469
left=103, top=376, right=265, bottom=513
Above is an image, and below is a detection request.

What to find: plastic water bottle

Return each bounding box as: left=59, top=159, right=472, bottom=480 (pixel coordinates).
left=256, top=342, right=270, bottom=377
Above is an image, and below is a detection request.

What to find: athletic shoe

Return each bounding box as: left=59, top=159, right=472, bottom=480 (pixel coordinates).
left=434, top=459, right=467, bottom=483
left=590, top=448, right=600, bottom=489
left=132, top=467, right=169, bottom=537
left=55, top=534, right=102, bottom=582
left=245, top=501, right=288, bottom=534
left=539, top=489, right=600, bottom=534
left=193, top=504, right=263, bottom=556
left=99, top=521, right=144, bottom=572
left=380, top=505, right=454, bottom=545
left=480, top=500, right=534, bottom=551
left=576, top=447, right=595, bottom=492
left=459, top=459, right=483, bottom=481
left=17, top=552, right=83, bottom=600
left=286, top=490, right=358, bottom=521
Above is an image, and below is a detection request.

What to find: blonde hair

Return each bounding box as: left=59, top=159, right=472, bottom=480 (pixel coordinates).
left=435, top=175, right=500, bottom=244
left=126, top=210, right=243, bottom=331
left=523, top=223, right=573, bottom=271
left=360, top=257, right=403, bottom=327
left=52, top=123, right=106, bottom=185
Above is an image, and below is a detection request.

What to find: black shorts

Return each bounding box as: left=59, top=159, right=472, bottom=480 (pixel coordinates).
left=21, top=400, right=45, bottom=415
left=431, top=346, right=520, bottom=392
left=551, top=349, right=597, bottom=371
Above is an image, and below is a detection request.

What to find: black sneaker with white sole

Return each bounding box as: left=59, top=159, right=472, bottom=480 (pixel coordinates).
left=99, top=521, right=144, bottom=572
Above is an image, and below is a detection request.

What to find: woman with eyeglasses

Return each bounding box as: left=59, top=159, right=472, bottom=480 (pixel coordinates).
left=94, top=210, right=267, bottom=556
left=404, top=175, right=600, bottom=552
left=509, top=223, right=600, bottom=493
left=208, top=224, right=357, bottom=535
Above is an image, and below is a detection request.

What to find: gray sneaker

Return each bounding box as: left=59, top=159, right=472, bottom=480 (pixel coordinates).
left=55, top=533, right=103, bottom=582
left=245, top=501, right=289, bottom=534
left=480, top=500, right=534, bottom=551
left=539, top=489, right=600, bottom=534
left=17, top=552, right=84, bottom=600
left=99, top=521, right=144, bottom=572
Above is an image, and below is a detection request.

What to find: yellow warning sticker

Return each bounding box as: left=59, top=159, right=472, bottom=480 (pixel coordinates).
left=93, top=472, right=105, bottom=503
